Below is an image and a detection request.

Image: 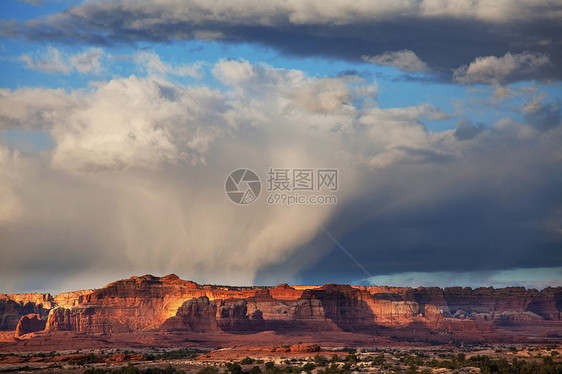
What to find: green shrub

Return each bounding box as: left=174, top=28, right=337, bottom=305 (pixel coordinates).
left=226, top=362, right=243, bottom=374
left=302, top=363, right=315, bottom=373
left=371, top=353, right=385, bottom=366
left=240, top=357, right=255, bottom=365
left=314, top=355, right=328, bottom=366
left=249, top=366, right=262, bottom=374
left=199, top=366, right=219, bottom=374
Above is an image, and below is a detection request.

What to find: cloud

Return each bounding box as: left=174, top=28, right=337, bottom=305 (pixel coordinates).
left=334, top=103, right=453, bottom=169
left=0, top=58, right=357, bottom=292
left=523, top=97, right=561, bottom=131
left=136, top=51, right=204, bottom=79
left=454, top=120, right=485, bottom=140
left=0, top=87, right=79, bottom=131
left=69, top=48, right=105, bottom=74
left=3, top=0, right=561, bottom=81
left=212, top=59, right=306, bottom=96
left=20, top=46, right=71, bottom=74
left=288, top=111, right=562, bottom=285
left=366, top=267, right=562, bottom=289
left=19, top=46, right=105, bottom=75
left=288, top=78, right=351, bottom=114
left=51, top=76, right=218, bottom=171
left=1, top=57, right=561, bottom=293
left=1, top=76, right=221, bottom=171
left=362, top=50, right=429, bottom=72
left=453, top=52, right=551, bottom=84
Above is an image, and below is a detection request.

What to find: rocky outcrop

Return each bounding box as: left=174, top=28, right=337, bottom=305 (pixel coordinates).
left=0, top=295, right=51, bottom=331
left=45, top=305, right=130, bottom=334
left=15, top=314, right=46, bottom=337
left=0, top=274, right=559, bottom=337
left=161, top=297, right=219, bottom=332
left=0, top=290, right=94, bottom=331
left=369, top=285, right=561, bottom=320
left=493, top=311, right=543, bottom=326
left=53, top=290, right=95, bottom=308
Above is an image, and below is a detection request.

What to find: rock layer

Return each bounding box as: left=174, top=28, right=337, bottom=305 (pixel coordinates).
left=1, top=275, right=560, bottom=337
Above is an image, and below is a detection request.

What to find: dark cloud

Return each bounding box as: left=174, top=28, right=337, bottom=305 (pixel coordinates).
left=336, top=69, right=370, bottom=78
left=362, top=50, right=428, bottom=72
left=524, top=99, right=562, bottom=131
left=258, top=121, right=562, bottom=285
left=454, top=121, right=486, bottom=140
left=2, top=0, right=562, bottom=81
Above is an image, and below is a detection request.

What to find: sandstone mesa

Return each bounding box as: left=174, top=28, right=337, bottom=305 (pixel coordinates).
left=1, top=274, right=561, bottom=347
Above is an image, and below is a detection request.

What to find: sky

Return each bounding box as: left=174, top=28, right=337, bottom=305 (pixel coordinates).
left=0, top=0, right=561, bottom=293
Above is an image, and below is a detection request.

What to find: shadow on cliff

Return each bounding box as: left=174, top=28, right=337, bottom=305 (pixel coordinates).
left=160, top=284, right=381, bottom=334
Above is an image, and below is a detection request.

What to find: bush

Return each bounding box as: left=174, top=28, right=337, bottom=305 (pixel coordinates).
left=240, top=357, right=255, bottom=365
left=302, top=363, right=315, bottom=373
left=282, top=366, right=300, bottom=374
left=199, top=367, right=219, bottom=374
left=249, top=366, right=262, bottom=374
left=122, top=365, right=140, bottom=374
left=405, top=364, right=418, bottom=374
left=371, top=354, right=385, bottom=366
left=226, top=362, right=243, bottom=374
left=314, top=355, right=328, bottom=366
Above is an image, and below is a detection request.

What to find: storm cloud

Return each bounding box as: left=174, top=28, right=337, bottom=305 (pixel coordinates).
left=1, top=58, right=561, bottom=292
left=3, top=0, right=562, bottom=81
left=1, top=1, right=561, bottom=292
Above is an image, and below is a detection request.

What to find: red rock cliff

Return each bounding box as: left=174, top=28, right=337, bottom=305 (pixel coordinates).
left=1, top=274, right=559, bottom=336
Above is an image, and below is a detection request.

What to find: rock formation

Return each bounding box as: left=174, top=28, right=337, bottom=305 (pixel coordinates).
left=1, top=274, right=560, bottom=339
left=15, top=314, right=46, bottom=337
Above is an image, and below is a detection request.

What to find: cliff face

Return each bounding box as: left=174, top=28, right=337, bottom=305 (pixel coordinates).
left=0, top=294, right=53, bottom=331
left=2, top=275, right=560, bottom=337
left=40, top=278, right=419, bottom=334
left=15, top=314, right=46, bottom=337
left=377, top=286, right=562, bottom=320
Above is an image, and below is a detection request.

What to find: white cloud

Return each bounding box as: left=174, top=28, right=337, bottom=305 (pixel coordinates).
left=1, top=57, right=561, bottom=293
left=20, top=46, right=71, bottom=74
left=0, top=76, right=221, bottom=171
left=0, top=59, right=354, bottom=291
left=20, top=46, right=106, bottom=75
left=288, top=78, right=351, bottom=114
left=136, top=51, right=204, bottom=79
left=59, top=76, right=219, bottom=171
left=362, top=50, right=429, bottom=72
left=0, top=87, right=79, bottom=131
left=69, top=48, right=105, bottom=74
left=212, top=59, right=305, bottom=95
left=453, top=51, right=550, bottom=84
left=342, top=104, right=453, bottom=169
